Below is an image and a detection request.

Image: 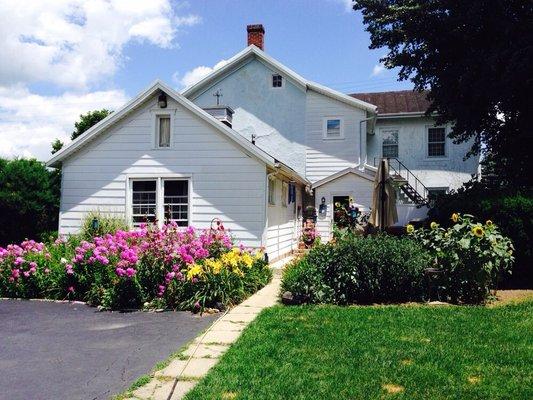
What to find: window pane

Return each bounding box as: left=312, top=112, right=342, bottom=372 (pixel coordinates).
left=326, top=119, right=341, bottom=137
left=164, top=180, right=188, bottom=226
left=268, top=178, right=275, bottom=205
left=427, top=127, right=445, bottom=156
left=132, top=180, right=157, bottom=226
left=382, top=129, right=398, bottom=158
left=272, top=74, right=282, bottom=87
left=158, top=116, right=171, bottom=147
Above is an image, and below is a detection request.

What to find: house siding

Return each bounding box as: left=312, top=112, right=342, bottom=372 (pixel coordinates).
left=266, top=176, right=303, bottom=260
left=191, top=58, right=307, bottom=176
left=367, top=117, right=479, bottom=190
left=305, top=90, right=367, bottom=183
left=59, top=95, right=267, bottom=248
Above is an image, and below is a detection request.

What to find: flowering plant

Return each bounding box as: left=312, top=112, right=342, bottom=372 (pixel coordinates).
left=0, top=222, right=270, bottom=311
left=408, top=213, right=514, bottom=303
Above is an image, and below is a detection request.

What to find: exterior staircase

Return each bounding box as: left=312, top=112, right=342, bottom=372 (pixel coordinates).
left=374, top=158, right=429, bottom=207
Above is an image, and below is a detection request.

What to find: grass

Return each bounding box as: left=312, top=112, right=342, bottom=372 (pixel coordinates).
left=185, top=302, right=533, bottom=400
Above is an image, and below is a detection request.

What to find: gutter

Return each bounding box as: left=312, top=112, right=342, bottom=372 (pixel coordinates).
left=358, top=114, right=377, bottom=170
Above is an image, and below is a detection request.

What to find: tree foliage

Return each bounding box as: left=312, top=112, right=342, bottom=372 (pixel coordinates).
left=353, top=0, right=533, bottom=188
left=0, top=158, right=60, bottom=245
left=51, top=109, right=111, bottom=154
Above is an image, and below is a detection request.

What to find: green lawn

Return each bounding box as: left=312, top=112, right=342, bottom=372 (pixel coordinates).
left=185, top=302, right=533, bottom=400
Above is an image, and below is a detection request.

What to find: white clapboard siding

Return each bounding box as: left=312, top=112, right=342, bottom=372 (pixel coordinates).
left=305, top=90, right=366, bottom=183
left=59, top=95, right=267, bottom=248
left=266, top=177, right=303, bottom=260
left=314, top=173, right=374, bottom=241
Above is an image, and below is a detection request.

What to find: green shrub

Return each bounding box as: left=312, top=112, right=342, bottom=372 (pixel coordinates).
left=281, top=234, right=432, bottom=305
left=410, top=213, right=514, bottom=304
left=431, top=186, right=532, bottom=288
left=81, top=211, right=129, bottom=240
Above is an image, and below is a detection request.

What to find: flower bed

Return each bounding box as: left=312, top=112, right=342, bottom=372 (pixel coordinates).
left=0, top=222, right=270, bottom=311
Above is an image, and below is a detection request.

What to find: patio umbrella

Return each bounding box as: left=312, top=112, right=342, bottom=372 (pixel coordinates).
left=370, top=158, right=398, bottom=230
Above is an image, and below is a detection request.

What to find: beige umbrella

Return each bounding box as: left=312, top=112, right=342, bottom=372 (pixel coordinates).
left=370, top=158, right=398, bottom=230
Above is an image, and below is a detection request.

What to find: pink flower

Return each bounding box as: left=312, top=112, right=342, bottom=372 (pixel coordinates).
left=44, top=268, right=50, bottom=274
left=125, top=267, right=136, bottom=278
left=23, top=271, right=30, bottom=277
left=14, top=257, right=24, bottom=266
left=115, top=267, right=125, bottom=277
left=11, top=269, right=20, bottom=279
left=68, top=286, right=75, bottom=293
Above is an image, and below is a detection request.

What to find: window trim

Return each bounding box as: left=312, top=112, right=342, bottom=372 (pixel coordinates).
left=126, top=174, right=192, bottom=228
left=152, top=110, right=175, bottom=150
left=270, top=73, right=284, bottom=89
left=281, top=182, right=288, bottom=207
left=380, top=126, right=400, bottom=158
left=425, top=125, right=448, bottom=159
left=268, top=176, right=276, bottom=206
left=322, top=117, right=345, bottom=140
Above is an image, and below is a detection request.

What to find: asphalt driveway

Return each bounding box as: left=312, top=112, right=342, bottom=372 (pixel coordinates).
left=0, top=299, right=217, bottom=400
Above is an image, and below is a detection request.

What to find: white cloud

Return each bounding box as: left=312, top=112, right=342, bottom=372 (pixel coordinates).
left=0, top=0, right=201, bottom=89
left=177, top=60, right=229, bottom=89
left=336, top=0, right=355, bottom=12
left=0, top=86, right=128, bottom=161
left=371, top=63, right=386, bottom=77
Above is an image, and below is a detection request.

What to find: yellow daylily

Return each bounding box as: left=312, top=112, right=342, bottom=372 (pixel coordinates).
left=406, top=224, right=415, bottom=234
left=187, top=264, right=204, bottom=280
left=451, top=213, right=459, bottom=223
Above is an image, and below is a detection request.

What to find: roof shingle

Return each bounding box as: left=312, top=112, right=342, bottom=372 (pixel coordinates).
left=350, top=90, right=431, bottom=115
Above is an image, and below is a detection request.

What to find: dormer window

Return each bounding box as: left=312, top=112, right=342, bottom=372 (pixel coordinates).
left=156, top=115, right=171, bottom=148
left=272, top=74, right=283, bottom=88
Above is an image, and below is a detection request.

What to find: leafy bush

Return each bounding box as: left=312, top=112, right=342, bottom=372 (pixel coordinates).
left=0, top=223, right=270, bottom=311
left=0, top=158, right=60, bottom=246
left=281, top=234, right=432, bottom=305
left=409, top=213, right=514, bottom=304
left=80, top=211, right=129, bottom=240
left=431, top=186, right=532, bottom=288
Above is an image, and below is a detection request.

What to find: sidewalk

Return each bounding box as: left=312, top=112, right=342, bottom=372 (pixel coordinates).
left=127, top=257, right=290, bottom=400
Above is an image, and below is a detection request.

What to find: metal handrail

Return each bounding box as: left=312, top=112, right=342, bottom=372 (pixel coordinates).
left=373, top=157, right=429, bottom=201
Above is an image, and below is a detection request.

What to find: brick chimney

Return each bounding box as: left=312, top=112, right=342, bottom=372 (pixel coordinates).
left=247, top=24, right=265, bottom=50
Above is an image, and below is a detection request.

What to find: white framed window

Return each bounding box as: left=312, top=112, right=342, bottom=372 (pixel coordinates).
left=281, top=182, right=288, bottom=207
left=381, top=128, right=399, bottom=158
left=131, top=180, right=157, bottom=227
left=152, top=111, right=174, bottom=149
left=163, top=179, right=189, bottom=226
left=128, top=176, right=190, bottom=228
left=323, top=118, right=344, bottom=140
left=427, top=127, right=446, bottom=157
left=268, top=177, right=276, bottom=205
left=271, top=74, right=283, bottom=88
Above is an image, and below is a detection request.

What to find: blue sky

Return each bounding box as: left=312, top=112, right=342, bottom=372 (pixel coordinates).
left=114, top=0, right=411, bottom=96
left=0, top=0, right=412, bottom=161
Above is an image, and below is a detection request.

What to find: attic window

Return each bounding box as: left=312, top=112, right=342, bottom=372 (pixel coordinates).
left=323, top=118, right=344, bottom=139
left=272, top=74, right=283, bottom=88
left=157, top=115, right=171, bottom=148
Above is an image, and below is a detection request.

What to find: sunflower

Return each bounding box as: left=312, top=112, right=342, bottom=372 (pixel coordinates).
left=406, top=224, right=415, bottom=234
left=486, top=220, right=493, bottom=227
left=451, top=213, right=459, bottom=223
left=472, top=226, right=484, bottom=238
left=430, top=221, right=439, bottom=230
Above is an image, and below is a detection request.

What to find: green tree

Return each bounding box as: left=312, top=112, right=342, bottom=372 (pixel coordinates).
left=0, top=158, right=60, bottom=245
left=51, top=109, right=111, bottom=154
left=353, top=0, right=533, bottom=188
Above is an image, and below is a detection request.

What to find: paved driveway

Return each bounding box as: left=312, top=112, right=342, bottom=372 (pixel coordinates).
left=0, top=299, right=217, bottom=400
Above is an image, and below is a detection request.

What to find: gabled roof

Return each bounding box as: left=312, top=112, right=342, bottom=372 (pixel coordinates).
left=182, top=45, right=377, bottom=114
left=312, top=167, right=375, bottom=189
left=46, top=80, right=307, bottom=185
left=350, top=90, right=431, bottom=116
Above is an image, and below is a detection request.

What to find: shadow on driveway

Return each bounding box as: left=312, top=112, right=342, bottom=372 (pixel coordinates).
left=0, top=299, right=217, bottom=400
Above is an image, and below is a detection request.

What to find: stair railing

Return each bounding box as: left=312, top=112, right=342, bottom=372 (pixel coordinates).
left=373, top=157, right=429, bottom=204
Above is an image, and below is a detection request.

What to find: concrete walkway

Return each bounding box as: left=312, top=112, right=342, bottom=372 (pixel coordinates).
left=127, top=257, right=290, bottom=400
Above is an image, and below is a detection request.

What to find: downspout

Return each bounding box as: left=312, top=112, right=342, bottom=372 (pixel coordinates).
left=358, top=114, right=377, bottom=170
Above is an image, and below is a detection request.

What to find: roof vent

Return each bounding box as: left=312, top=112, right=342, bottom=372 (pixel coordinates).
left=203, top=105, right=234, bottom=128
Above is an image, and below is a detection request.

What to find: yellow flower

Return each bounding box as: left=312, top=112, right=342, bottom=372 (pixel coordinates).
left=430, top=221, right=439, bottom=230
left=187, top=264, right=204, bottom=280
left=241, top=253, right=254, bottom=268
left=472, top=226, right=484, bottom=238
left=204, top=258, right=223, bottom=274
left=451, top=213, right=459, bottom=223
left=406, top=224, right=415, bottom=234
left=486, top=220, right=493, bottom=227
left=507, top=249, right=513, bottom=256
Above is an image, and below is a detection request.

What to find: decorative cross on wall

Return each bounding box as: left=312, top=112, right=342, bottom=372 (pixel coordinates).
left=213, top=89, right=223, bottom=105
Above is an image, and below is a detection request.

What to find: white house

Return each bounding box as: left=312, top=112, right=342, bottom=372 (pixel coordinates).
left=47, top=25, right=479, bottom=260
